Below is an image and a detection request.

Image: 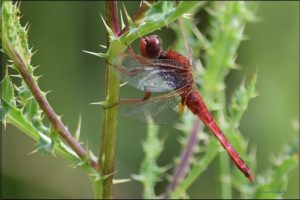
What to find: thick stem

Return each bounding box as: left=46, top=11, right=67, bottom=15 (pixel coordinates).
left=93, top=179, right=103, bottom=199
left=9, top=50, right=98, bottom=170
left=98, top=1, right=120, bottom=199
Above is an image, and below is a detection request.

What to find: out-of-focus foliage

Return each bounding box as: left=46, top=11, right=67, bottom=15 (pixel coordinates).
left=132, top=125, right=167, bottom=199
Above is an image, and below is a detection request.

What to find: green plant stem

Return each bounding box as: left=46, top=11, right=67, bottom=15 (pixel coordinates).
left=218, top=93, right=232, bottom=199
left=98, top=1, right=120, bottom=199
left=219, top=151, right=232, bottom=198
left=142, top=125, right=161, bottom=199
left=93, top=179, right=103, bottom=199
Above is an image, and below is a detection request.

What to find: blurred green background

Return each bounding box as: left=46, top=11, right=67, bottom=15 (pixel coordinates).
left=2, top=1, right=299, bottom=199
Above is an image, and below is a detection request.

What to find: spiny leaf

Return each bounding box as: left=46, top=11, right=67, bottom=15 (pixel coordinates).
left=99, top=44, right=107, bottom=49
left=1, top=74, right=15, bottom=125
left=9, top=74, right=22, bottom=78
left=90, top=101, right=108, bottom=106
left=232, top=123, right=299, bottom=198
left=0, top=99, right=8, bottom=126
left=100, top=13, right=113, bottom=36
left=254, top=138, right=298, bottom=198
left=229, top=71, right=258, bottom=129
left=89, top=172, right=102, bottom=182
left=134, top=125, right=165, bottom=199
left=74, top=152, right=91, bottom=168
left=202, top=2, right=257, bottom=105
left=1, top=1, right=97, bottom=175
left=2, top=1, right=34, bottom=72
left=1, top=100, right=38, bottom=139
left=75, top=114, right=81, bottom=141
left=82, top=50, right=106, bottom=58
left=119, top=1, right=203, bottom=45
left=113, top=178, right=131, bottom=185
left=119, top=82, right=128, bottom=88
left=24, top=98, right=39, bottom=119
left=36, top=133, right=55, bottom=155
left=122, top=3, right=134, bottom=28
left=2, top=73, right=15, bottom=105
left=145, top=1, right=174, bottom=20
left=119, top=9, right=125, bottom=30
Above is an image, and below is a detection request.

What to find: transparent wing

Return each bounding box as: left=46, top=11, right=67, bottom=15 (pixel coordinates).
left=112, top=53, right=192, bottom=93
left=124, top=91, right=184, bottom=125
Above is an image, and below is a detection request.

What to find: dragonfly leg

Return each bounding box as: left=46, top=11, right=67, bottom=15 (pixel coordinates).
left=119, top=91, right=151, bottom=104
left=125, top=45, right=135, bottom=55
left=143, top=91, right=151, bottom=100
left=102, top=91, right=152, bottom=109
left=117, top=64, right=145, bottom=77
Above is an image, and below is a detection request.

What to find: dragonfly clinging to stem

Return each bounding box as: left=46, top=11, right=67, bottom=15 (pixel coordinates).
left=112, top=35, right=254, bottom=182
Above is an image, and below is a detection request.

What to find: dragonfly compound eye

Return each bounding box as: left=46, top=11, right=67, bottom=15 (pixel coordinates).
left=140, top=35, right=162, bottom=59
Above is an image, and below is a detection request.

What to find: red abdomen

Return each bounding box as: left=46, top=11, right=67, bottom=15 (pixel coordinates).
left=185, top=91, right=254, bottom=182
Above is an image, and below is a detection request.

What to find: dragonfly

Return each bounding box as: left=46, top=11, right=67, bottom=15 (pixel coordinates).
left=112, top=35, right=254, bottom=182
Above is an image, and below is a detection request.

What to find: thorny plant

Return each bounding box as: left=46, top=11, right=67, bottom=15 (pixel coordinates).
left=1, top=1, right=299, bottom=199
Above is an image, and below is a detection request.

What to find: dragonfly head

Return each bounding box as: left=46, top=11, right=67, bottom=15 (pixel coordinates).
left=140, top=35, right=162, bottom=59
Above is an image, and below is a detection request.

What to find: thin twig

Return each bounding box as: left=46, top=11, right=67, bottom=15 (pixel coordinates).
left=9, top=49, right=98, bottom=170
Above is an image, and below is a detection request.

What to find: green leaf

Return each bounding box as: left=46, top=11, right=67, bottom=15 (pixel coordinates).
left=122, top=3, right=135, bottom=28
left=15, top=80, right=47, bottom=134
left=24, top=98, right=40, bottom=119
left=100, top=13, right=113, bottom=37
left=119, top=1, right=204, bottom=45
left=144, top=1, right=174, bottom=21
left=229, top=72, right=258, bottom=129
left=1, top=99, right=8, bottom=125
left=1, top=74, right=15, bottom=123
left=1, top=74, right=15, bottom=104
left=133, top=125, right=166, bottom=199
left=74, top=114, right=82, bottom=141
left=3, top=99, right=41, bottom=141
left=202, top=2, right=258, bottom=105
left=232, top=127, right=299, bottom=199
left=2, top=1, right=33, bottom=71
left=2, top=99, right=95, bottom=172
left=37, top=132, right=55, bottom=155
left=254, top=152, right=298, bottom=199
left=113, top=178, right=131, bottom=185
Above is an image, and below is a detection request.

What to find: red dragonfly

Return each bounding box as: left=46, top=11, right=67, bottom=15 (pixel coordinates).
left=113, top=35, right=254, bottom=182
